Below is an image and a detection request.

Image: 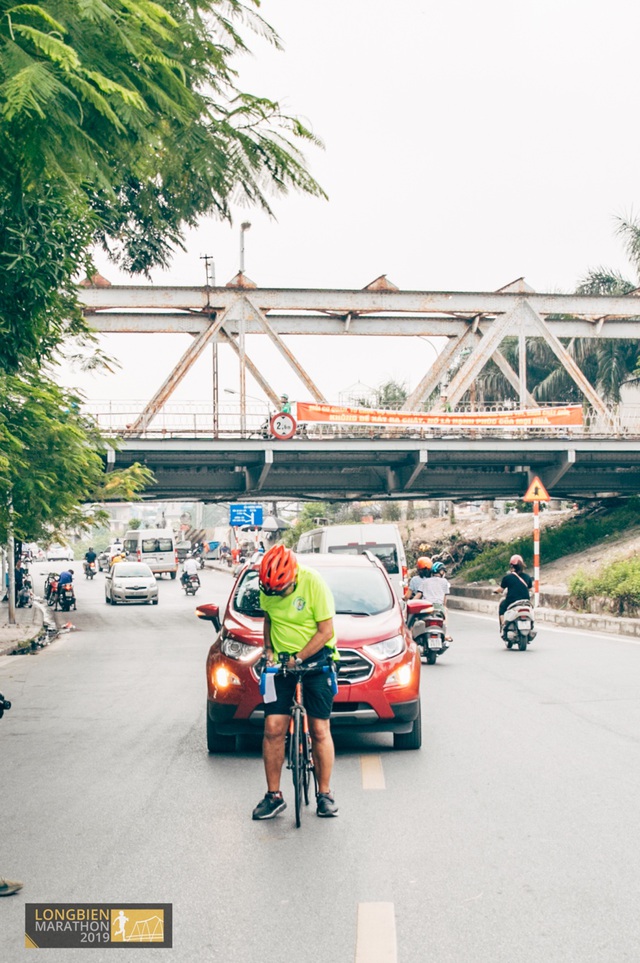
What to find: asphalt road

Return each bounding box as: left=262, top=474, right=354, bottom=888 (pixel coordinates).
left=1, top=563, right=640, bottom=962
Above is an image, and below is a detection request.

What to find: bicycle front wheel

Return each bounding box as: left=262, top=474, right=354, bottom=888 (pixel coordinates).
left=292, top=710, right=304, bottom=828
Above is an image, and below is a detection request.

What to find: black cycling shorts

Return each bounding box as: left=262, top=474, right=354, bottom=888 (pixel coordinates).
left=264, top=651, right=337, bottom=720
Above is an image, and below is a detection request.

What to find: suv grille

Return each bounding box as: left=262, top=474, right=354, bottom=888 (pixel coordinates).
left=337, top=648, right=374, bottom=685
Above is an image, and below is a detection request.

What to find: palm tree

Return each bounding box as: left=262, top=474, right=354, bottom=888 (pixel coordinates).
left=467, top=217, right=640, bottom=406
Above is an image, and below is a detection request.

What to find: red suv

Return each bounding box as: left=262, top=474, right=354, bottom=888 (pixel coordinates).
left=197, top=552, right=422, bottom=753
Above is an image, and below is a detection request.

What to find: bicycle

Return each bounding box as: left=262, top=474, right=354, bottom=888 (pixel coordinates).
left=260, top=653, right=338, bottom=828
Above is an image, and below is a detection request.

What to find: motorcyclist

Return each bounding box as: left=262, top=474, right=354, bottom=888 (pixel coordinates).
left=493, top=554, right=532, bottom=630
left=408, top=556, right=433, bottom=599
left=57, top=568, right=74, bottom=603
left=84, top=547, right=97, bottom=575
left=181, top=555, right=199, bottom=585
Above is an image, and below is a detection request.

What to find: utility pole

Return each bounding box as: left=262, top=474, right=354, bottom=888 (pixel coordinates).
left=7, top=495, right=16, bottom=625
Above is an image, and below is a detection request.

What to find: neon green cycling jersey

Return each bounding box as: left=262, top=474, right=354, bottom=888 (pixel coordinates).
left=259, top=564, right=338, bottom=659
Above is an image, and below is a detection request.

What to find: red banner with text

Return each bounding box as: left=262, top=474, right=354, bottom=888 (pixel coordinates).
left=295, top=402, right=583, bottom=428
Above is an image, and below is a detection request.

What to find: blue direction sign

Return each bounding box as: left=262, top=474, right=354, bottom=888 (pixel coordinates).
left=229, top=503, right=264, bottom=527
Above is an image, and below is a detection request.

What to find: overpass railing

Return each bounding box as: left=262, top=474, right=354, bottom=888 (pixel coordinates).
left=83, top=401, right=640, bottom=440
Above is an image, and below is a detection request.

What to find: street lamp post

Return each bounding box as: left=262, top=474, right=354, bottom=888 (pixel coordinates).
left=239, top=222, right=251, bottom=274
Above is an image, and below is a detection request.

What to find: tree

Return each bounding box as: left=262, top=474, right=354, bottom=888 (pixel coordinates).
left=0, top=370, right=153, bottom=544
left=0, top=0, right=325, bottom=367
left=357, top=379, right=408, bottom=409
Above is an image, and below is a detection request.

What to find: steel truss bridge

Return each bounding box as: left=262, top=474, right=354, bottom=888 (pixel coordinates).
left=80, top=275, right=640, bottom=501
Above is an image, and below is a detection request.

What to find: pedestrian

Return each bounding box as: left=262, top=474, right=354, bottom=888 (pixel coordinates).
left=14, top=560, right=24, bottom=603
left=253, top=545, right=340, bottom=820
left=279, top=394, right=291, bottom=414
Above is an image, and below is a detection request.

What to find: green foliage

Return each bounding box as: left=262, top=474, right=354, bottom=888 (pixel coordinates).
left=0, top=369, right=154, bottom=543
left=569, top=557, right=640, bottom=610
left=381, top=501, right=401, bottom=522
left=282, top=501, right=340, bottom=548
left=127, top=517, right=142, bottom=530
left=459, top=499, right=640, bottom=582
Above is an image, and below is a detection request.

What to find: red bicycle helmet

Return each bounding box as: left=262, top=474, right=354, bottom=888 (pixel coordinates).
left=259, top=545, right=298, bottom=595
left=416, top=556, right=432, bottom=571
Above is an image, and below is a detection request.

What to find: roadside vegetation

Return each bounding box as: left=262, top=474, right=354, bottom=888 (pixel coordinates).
left=458, top=498, right=640, bottom=582
left=0, top=0, right=323, bottom=550
left=569, top=557, right=640, bottom=614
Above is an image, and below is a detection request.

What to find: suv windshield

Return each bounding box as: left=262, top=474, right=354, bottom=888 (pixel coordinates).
left=328, top=543, right=399, bottom=575
left=233, top=565, right=394, bottom=618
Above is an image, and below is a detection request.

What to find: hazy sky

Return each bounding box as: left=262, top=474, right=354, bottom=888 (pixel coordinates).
left=68, top=0, right=640, bottom=409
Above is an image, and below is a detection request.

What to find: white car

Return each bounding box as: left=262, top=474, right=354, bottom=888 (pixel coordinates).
left=47, top=545, right=74, bottom=562
left=105, top=561, right=159, bottom=605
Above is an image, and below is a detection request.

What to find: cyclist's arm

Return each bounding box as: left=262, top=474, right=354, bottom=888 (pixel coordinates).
left=263, top=614, right=275, bottom=664
left=295, top=618, right=334, bottom=663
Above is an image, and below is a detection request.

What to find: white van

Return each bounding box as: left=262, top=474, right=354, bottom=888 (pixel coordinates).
left=123, top=528, right=178, bottom=578
left=296, top=523, right=407, bottom=599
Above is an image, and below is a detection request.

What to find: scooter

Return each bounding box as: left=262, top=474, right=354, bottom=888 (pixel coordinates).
left=84, top=560, right=97, bottom=580
left=56, top=583, right=76, bottom=612
left=502, top=600, right=537, bottom=650
left=182, top=572, right=200, bottom=596
left=405, top=599, right=450, bottom=665
left=44, top=573, right=59, bottom=606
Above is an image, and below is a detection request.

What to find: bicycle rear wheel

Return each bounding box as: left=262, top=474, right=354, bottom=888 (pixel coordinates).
left=303, top=731, right=316, bottom=805
left=292, top=710, right=304, bottom=828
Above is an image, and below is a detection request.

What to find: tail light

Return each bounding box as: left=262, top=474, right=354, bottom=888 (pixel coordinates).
left=174, top=550, right=179, bottom=565
left=402, top=565, right=408, bottom=580
left=137, top=549, right=141, bottom=562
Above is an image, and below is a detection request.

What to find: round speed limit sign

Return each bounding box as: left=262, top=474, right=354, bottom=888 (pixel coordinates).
left=270, top=411, right=297, bottom=440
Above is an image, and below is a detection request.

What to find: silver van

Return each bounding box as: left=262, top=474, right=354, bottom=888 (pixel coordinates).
left=296, top=523, right=407, bottom=599
left=123, top=528, right=178, bottom=578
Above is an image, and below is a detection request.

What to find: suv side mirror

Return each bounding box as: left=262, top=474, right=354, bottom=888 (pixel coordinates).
left=196, top=604, right=221, bottom=632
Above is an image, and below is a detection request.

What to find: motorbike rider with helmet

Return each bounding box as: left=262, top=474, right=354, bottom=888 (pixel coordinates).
left=181, top=554, right=199, bottom=587
left=253, top=544, right=339, bottom=821
left=494, top=555, right=533, bottom=630
left=409, top=558, right=452, bottom=639
left=84, top=547, right=97, bottom=576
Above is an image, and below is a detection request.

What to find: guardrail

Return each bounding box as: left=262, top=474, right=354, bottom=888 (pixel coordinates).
left=82, top=401, right=640, bottom=440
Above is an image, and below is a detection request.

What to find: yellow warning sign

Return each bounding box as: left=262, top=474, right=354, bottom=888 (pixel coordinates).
left=522, top=475, right=550, bottom=502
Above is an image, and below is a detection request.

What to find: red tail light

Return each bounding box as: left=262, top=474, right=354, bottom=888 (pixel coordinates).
left=402, top=565, right=408, bottom=579
left=137, top=549, right=141, bottom=562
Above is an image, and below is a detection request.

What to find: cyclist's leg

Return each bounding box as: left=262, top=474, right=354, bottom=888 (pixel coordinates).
left=308, top=717, right=334, bottom=794
left=263, top=714, right=289, bottom=792
left=303, top=671, right=336, bottom=795
left=262, top=672, right=295, bottom=791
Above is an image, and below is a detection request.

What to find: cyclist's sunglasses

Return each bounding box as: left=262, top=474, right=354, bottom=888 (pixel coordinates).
left=259, top=580, right=297, bottom=597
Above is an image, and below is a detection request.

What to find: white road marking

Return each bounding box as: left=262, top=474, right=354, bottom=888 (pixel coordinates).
left=452, top=608, right=640, bottom=644
left=355, top=902, right=397, bottom=963
left=360, top=755, right=386, bottom=790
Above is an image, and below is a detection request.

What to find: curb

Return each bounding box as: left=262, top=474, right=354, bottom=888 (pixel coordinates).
left=448, top=593, right=640, bottom=639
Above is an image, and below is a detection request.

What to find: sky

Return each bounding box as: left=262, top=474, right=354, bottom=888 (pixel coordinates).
left=65, top=0, right=640, bottom=411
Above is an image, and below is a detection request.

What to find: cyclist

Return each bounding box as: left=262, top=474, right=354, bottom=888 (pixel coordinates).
left=253, top=544, right=339, bottom=820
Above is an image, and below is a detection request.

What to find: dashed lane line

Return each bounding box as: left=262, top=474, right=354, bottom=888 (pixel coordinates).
left=355, top=902, right=397, bottom=963
left=360, top=754, right=386, bottom=790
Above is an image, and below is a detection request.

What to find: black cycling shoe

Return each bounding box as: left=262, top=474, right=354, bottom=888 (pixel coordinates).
left=252, top=792, right=287, bottom=820
left=316, top=792, right=339, bottom=817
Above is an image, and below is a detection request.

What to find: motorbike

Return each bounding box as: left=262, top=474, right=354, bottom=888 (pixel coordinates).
left=84, top=560, right=97, bottom=580
left=502, top=600, right=537, bottom=650
left=405, top=598, right=450, bottom=664
left=182, top=573, right=200, bottom=596
left=0, top=693, right=11, bottom=720
left=16, top=571, right=33, bottom=609
left=44, top=573, right=59, bottom=607
left=56, top=582, right=77, bottom=612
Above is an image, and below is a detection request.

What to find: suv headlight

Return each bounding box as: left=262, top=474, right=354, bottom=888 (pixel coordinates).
left=364, top=635, right=405, bottom=661
left=221, top=637, right=260, bottom=662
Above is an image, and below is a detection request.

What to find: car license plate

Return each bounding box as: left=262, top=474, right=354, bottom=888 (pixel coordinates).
left=518, top=620, right=531, bottom=630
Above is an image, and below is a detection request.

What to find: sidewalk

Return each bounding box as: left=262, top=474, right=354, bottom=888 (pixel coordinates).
left=0, top=601, right=46, bottom=657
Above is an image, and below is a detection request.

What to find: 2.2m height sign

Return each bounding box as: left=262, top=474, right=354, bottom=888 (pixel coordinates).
left=229, top=504, right=264, bottom=527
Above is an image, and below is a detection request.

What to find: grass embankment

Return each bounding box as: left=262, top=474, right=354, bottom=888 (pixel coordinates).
left=459, top=498, right=640, bottom=583
left=569, top=558, right=640, bottom=612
